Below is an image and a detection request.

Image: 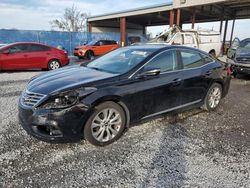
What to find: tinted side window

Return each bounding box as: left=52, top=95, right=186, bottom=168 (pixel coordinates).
left=144, top=50, right=177, bottom=73
left=9, top=44, right=29, bottom=53
left=102, top=40, right=113, bottom=45
left=180, top=50, right=204, bottom=68
left=29, top=44, right=50, bottom=52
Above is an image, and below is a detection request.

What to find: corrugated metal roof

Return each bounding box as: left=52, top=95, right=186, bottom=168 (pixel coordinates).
left=88, top=2, right=173, bottom=21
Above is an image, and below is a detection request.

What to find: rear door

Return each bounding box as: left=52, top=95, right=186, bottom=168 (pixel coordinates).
left=2, top=44, right=30, bottom=70
left=178, top=49, right=214, bottom=105
left=28, top=44, right=51, bottom=68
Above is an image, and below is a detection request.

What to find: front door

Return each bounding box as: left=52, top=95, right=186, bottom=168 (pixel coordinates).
left=2, top=44, right=30, bottom=70
left=126, top=49, right=183, bottom=120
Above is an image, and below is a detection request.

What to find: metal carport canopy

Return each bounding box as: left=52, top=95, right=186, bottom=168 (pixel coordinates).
left=88, top=0, right=250, bottom=27
left=87, top=0, right=250, bottom=46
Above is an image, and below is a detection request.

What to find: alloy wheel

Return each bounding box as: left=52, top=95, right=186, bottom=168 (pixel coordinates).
left=49, top=60, right=60, bottom=70
left=91, top=108, right=122, bottom=142
left=208, top=87, right=222, bottom=109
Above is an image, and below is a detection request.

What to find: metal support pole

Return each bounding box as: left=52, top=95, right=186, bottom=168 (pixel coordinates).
left=88, top=22, right=92, bottom=32
left=222, top=19, right=228, bottom=55
left=191, top=8, right=196, bottom=29
left=176, top=9, right=181, bottom=27
left=169, top=10, right=175, bottom=27
left=230, top=19, right=235, bottom=46
left=142, top=25, right=146, bottom=35
left=120, top=17, right=126, bottom=47
left=219, top=20, right=223, bottom=34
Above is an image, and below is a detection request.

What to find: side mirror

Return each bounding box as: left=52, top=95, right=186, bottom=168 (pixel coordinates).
left=136, top=68, right=161, bottom=78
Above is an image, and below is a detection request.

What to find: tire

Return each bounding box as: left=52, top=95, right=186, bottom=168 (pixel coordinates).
left=84, top=101, right=126, bottom=146
left=48, top=59, right=61, bottom=70
left=85, top=51, right=94, bottom=60
left=202, top=83, right=222, bottom=111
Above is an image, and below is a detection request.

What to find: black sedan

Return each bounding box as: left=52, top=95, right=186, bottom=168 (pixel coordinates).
left=18, top=45, right=231, bottom=146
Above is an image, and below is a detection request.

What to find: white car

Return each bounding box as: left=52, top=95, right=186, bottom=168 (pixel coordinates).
left=150, top=26, right=221, bottom=57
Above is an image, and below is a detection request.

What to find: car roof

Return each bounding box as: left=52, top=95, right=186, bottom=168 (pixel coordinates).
left=6, top=42, right=51, bottom=47
left=125, top=43, right=209, bottom=55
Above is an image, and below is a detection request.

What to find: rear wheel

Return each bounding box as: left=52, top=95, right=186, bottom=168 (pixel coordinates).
left=202, top=83, right=222, bottom=111
left=84, top=102, right=126, bottom=146
left=48, top=59, right=60, bottom=70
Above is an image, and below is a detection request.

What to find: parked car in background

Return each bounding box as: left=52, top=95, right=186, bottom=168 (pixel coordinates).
left=227, top=38, right=240, bottom=59
left=19, top=44, right=231, bottom=146
left=0, top=42, right=69, bottom=71
left=150, top=26, right=221, bottom=57
left=230, top=38, right=250, bottom=75
left=74, top=40, right=119, bottom=60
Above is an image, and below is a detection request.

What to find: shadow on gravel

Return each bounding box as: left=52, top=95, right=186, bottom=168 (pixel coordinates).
left=140, top=109, right=205, bottom=187
left=140, top=115, right=192, bottom=187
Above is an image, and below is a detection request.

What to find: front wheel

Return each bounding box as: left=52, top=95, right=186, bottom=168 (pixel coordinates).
left=48, top=59, right=61, bottom=70
left=85, top=51, right=94, bottom=60
left=202, top=83, right=222, bottom=111
left=84, top=102, right=126, bottom=146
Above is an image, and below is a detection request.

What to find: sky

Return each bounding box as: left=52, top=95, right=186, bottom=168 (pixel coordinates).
left=0, top=0, right=250, bottom=40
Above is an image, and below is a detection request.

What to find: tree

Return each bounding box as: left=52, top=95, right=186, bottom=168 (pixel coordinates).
left=50, top=5, right=89, bottom=32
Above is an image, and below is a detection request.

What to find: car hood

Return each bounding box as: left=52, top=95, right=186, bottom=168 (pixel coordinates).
left=27, top=65, right=118, bottom=95
left=236, top=47, right=250, bottom=57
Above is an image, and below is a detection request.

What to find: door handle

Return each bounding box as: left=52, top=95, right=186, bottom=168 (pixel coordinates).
left=172, top=78, right=182, bottom=86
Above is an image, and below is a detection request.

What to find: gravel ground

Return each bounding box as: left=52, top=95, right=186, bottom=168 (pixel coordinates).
left=0, top=70, right=249, bottom=188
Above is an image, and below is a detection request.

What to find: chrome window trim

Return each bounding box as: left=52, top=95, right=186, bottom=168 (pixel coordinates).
left=129, top=48, right=216, bottom=79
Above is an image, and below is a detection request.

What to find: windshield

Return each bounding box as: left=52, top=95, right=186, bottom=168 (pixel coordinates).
left=86, top=48, right=155, bottom=74
left=150, top=27, right=179, bottom=43
left=87, top=41, right=97, bottom=46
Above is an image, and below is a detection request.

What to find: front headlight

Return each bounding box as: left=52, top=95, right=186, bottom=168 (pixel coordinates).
left=41, top=87, right=96, bottom=109
left=79, top=49, right=86, bottom=54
